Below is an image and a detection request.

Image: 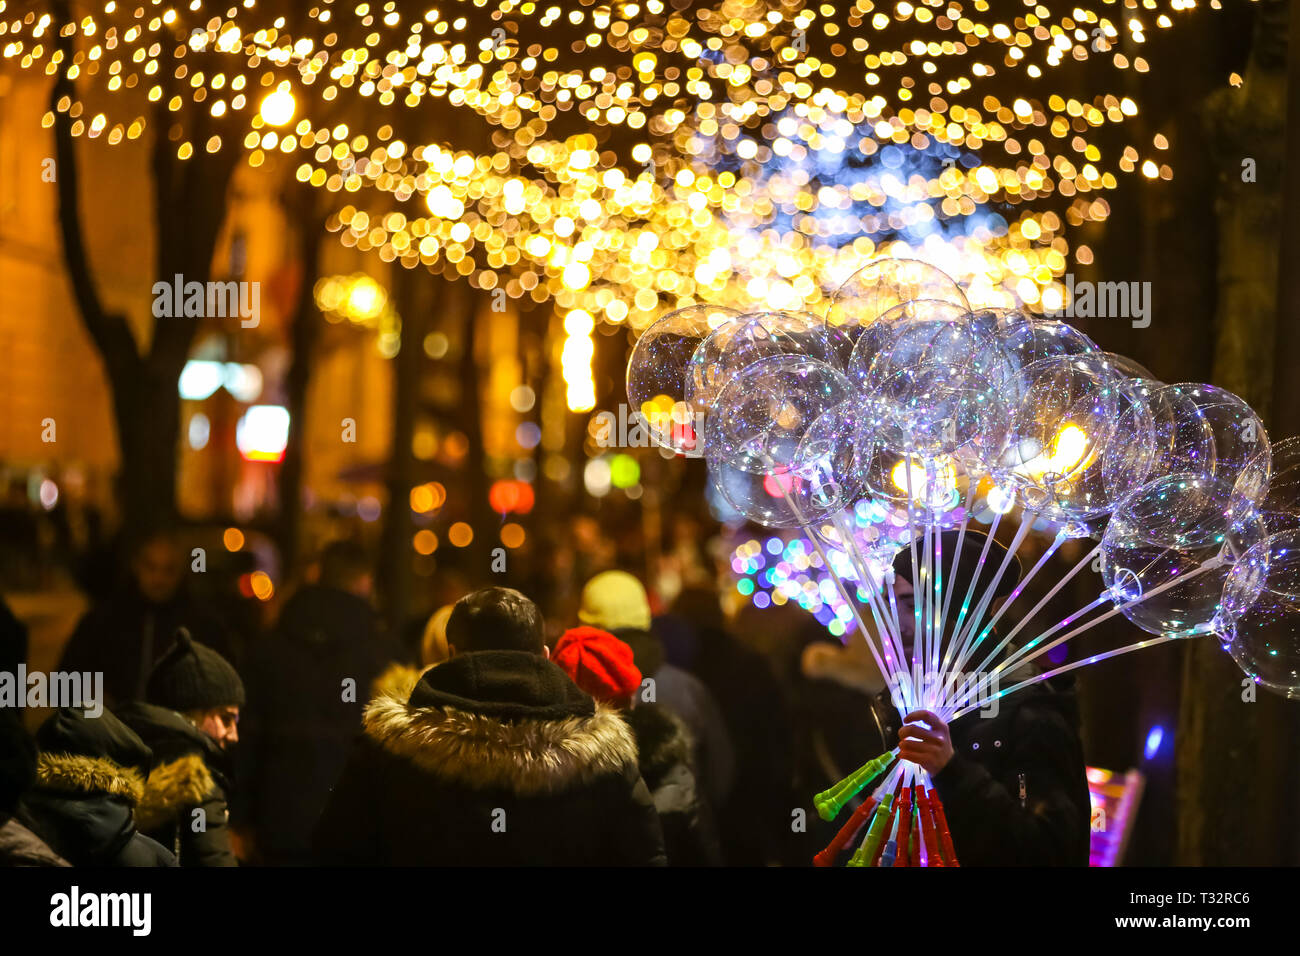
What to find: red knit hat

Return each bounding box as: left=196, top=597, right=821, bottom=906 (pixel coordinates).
left=552, top=626, right=643, bottom=702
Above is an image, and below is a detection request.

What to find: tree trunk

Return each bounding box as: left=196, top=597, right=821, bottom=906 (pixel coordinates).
left=50, top=0, right=239, bottom=535
left=457, top=282, right=496, bottom=575
left=275, top=186, right=328, bottom=573
left=378, top=266, right=440, bottom=630
left=1176, top=0, right=1300, bottom=865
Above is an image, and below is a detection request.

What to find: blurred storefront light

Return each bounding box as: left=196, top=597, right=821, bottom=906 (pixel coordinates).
left=235, top=405, right=290, bottom=462
left=179, top=361, right=265, bottom=402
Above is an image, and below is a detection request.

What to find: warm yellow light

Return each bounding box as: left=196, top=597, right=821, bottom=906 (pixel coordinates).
left=250, top=571, right=274, bottom=601
left=1017, top=424, right=1092, bottom=481
left=562, top=262, right=591, bottom=290
left=344, top=277, right=386, bottom=322
left=890, top=456, right=956, bottom=501
left=259, top=89, right=296, bottom=126
left=3, top=0, right=1203, bottom=332
left=1045, top=425, right=1090, bottom=473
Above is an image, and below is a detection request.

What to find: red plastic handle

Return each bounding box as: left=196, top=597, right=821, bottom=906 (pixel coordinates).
left=813, top=796, right=877, bottom=867
left=928, top=788, right=960, bottom=867
left=914, top=785, right=944, bottom=867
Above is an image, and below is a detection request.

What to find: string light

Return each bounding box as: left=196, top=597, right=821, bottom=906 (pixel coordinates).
left=5, top=1, right=1234, bottom=325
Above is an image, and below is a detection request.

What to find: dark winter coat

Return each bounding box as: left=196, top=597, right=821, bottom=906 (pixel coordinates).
left=681, top=622, right=796, bottom=865
left=16, top=707, right=176, bottom=867
left=236, top=584, right=401, bottom=864
left=0, top=817, right=69, bottom=866
left=60, top=584, right=235, bottom=707
left=875, top=678, right=1091, bottom=866
left=612, top=626, right=736, bottom=808
left=0, top=702, right=67, bottom=866
left=0, top=603, right=68, bottom=867
left=314, top=650, right=667, bottom=866
left=115, top=701, right=238, bottom=867
left=623, top=704, right=722, bottom=866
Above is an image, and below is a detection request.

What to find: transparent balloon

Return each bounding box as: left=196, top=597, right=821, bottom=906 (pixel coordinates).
left=1214, top=529, right=1300, bottom=699
left=849, top=299, right=983, bottom=390
left=854, top=440, right=972, bottom=516
left=863, top=366, right=1009, bottom=465
left=1231, top=435, right=1300, bottom=536
left=706, top=356, right=858, bottom=527
left=999, top=355, right=1126, bottom=527
left=689, top=310, right=851, bottom=415
left=825, top=257, right=969, bottom=338
left=1101, top=474, right=1264, bottom=635
left=850, top=301, right=1009, bottom=463
left=1097, top=351, right=1160, bottom=383
left=626, top=304, right=742, bottom=455
left=1098, top=354, right=1162, bottom=506
left=1134, top=383, right=1269, bottom=500
left=791, top=399, right=867, bottom=512
left=971, top=309, right=1099, bottom=399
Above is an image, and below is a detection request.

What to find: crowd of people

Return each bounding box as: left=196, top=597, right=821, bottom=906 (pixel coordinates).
left=1, top=526, right=1092, bottom=867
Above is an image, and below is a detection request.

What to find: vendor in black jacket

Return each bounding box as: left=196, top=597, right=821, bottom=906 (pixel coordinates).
left=879, top=530, right=1091, bottom=866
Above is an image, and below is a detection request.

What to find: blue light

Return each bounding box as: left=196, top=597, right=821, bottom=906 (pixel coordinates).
left=1144, top=725, right=1165, bottom=760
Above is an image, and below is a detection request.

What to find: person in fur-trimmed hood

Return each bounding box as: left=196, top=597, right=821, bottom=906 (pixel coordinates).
left=16, top=707, right=175, bottom=866
left=552, top=626, right=722, bottom=866
left=314, top=587, right=667, bottom=866
left=116, top=630, right=244, bottom=866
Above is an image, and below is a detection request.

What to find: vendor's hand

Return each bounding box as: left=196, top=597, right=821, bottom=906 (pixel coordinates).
left=898, top=710, right=955, bottom=775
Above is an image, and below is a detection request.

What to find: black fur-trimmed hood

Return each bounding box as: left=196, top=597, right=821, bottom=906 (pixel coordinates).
left=362, top=650, right=638, bottom=796
left=113, top=701, right=227, bottom=828
left=32, top=753, right=144, bottom=805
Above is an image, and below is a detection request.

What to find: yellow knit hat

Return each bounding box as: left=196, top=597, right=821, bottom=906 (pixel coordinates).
left=577, top=571, right=652, bottom=632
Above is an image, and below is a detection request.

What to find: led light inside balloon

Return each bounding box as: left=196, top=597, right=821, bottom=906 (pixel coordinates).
left=889, top=455, right=957, bottom=503
left=1015, top=424, right=1092, bottom=482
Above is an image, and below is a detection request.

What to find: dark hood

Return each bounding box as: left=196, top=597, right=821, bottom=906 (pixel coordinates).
left=408, top=650, right=596, bottom=722
left=363, top=650, right=637, bottom=797
left=21, top=707, right=150, bottom=865
left=115, top=702, right=229, bottom=828
left=35, top=706, right=153, bottom=776
left=114, top=701, right=225, bottom=769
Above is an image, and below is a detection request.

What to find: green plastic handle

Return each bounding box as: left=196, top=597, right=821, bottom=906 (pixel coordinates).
left=813, top=752, right=894, bottom=822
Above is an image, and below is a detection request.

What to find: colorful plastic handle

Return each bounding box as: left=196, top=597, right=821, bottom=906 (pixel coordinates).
left=848, top=793, right=894, bottom=867
left=813, top=795, right=877, bottom=867
left=929, top=788, right=960, bottom=867
left=813, top=751, right=895, bottom=822
left=914, top=786, right=944, bottom=867
left=870, top=797, right=900, bottom=867
left=894, top=788, right=913, bottom=868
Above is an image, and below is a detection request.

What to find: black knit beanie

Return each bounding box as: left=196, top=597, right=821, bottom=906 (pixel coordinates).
left=146, top=629, right=245, bottom=712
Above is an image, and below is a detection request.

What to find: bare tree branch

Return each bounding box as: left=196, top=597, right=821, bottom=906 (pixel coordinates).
left=50, top=0, right=138, bottom=381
